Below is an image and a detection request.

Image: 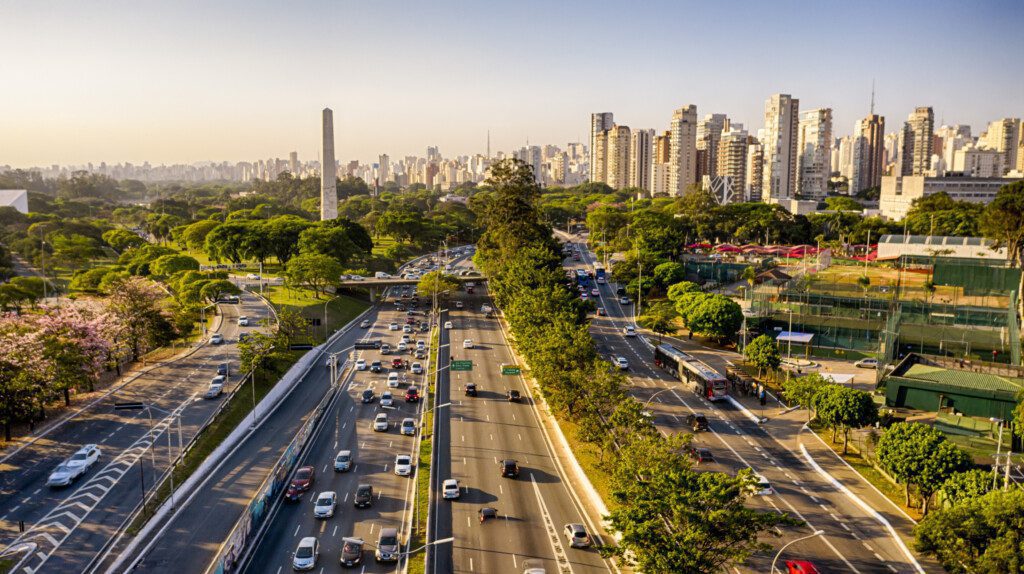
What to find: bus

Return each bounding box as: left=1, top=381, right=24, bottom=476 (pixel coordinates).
left=653, top=344, right=729, bottom=402
left=575, top=268, right=590, bottom=287
left=594, top=265, right=606, bottom=284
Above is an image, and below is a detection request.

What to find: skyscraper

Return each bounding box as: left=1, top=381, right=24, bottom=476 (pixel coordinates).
left=746, top=138, right=764, bottom=202
left=696, top=113, right=729, bottom=179
left=796, top=108, right=832, bottom=200
left=669, top=105, right=698, bottom=196
left=592, top=130, right=609, bottom=184
left=850, top=114, right=885, bottom=193
left=899, top=107, right=934, bottom=176
left=761, top=94, right=800, bottom=201
left=320, top=108, right=338, bottom=220
left=288, top=151, right=299, bottom=175
left=716, top=128, right=749, bottom=196
left=378, top=154, right=390, bottom=183
left=606, top=125, right=631, bottom=189
left=590, top=113, right=614, bottom=182
left=651, top=131, right=672, bottom=196
left=629, top=129, right=654, bottom=192
left=979, top=118, right=1021, bottom=175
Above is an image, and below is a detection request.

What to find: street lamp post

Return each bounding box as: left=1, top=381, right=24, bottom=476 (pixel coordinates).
left=990, top=417, right=1006, bottom=489
left=770, top=530, right=825, bottom=574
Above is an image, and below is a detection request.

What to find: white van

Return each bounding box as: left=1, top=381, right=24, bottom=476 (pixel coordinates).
left=375, top=272, right=392, bottom=279
left=204, top=375, right=226, bottom=399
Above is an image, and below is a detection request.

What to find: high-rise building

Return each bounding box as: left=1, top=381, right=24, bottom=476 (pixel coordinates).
left=669, top=105, right=698, bottom=196
left=935, top=125, right=972, bottom=174
left=746, top=137, right=764, bottom=202
left=320, top=108, right=338, bottom=220
left=592, top=130, right=608, bottom=184
left=716, top=128, right=749, bottom=197
left=590, top=113, right=614, bottom=182
left=953, top=145, right=1006, bottom=177
left=979, top=118, right=1021, bottom=175
left=761, top=94, right=800, bottom=201
left=288, top=151, right=299, bottom=175
left=605, top=125, right=631, bottom=189
left=899, top=107, right=934, bottom=176
left=850, top=114, right=885, bottom=193
left=650, top=131, right=672, bottom=197
left=796, top=108, right=832, bottom=200
left=696, top=114, right=729, bottom=179
left=654, top=131, right=671, bottom=164
left=629, top=128, right=654, bottom=192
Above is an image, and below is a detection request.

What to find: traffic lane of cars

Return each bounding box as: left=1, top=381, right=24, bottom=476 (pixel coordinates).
left=446, top=295, right=610, bottom=573
left=252, top=304, right=423, bottom=573
left=0, top=298, right=254, bottom=537
left=586, top=302, right=908, bottom=572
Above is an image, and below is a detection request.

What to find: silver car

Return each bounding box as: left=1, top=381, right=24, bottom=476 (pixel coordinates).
left=313, top=491, right=337, bottom=518
left=292, top=536, right=318, bottom=571
left=334, top=450, right=352, bottom=472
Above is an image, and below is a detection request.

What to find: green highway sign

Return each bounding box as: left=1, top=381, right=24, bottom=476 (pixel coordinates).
left=451, top=360, right=473, bottom=371
left=501, top=365, right=521, bottom=376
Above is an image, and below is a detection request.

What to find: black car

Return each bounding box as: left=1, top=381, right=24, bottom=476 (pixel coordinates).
left=217, top=363, right=229, bottom=376
left=370, top=361, right=383, bottom=373
left=506, top=389, right=521, bottom=402
left=361, top=389, right=375, bottom=403
left=465, top=383, right=478, bottom=397
left=354, top=484, right=373, bottom=508
left=686, top=413, right=709, bottom=432
left=500, top=459, right=520, bottom=478
left=689, top=447, right=714, bottom=464
left=340, top=537, right=364, bottom=568
left=616, top=286, right=626, bottom=296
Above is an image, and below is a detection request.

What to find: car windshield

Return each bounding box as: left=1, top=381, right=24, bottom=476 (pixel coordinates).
left=343, top=542, right=359, bottom=552
left=53, top=464, right=69, bottom=473
left=296, top=469, right=311, bottom=480
left=70, top=453, right=87, bottom=461
left=317, top=495, right=332, bottom=504
left=296, top=546, right=313, bottom=558
left=337, top=454, right=349, bottom=462
left=379, top=535, right=397, bottom=545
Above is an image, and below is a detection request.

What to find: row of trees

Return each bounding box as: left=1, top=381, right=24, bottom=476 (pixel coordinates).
left=475, top=160, right=791, bottom=573
left=0, top=276, right=177, bottom=440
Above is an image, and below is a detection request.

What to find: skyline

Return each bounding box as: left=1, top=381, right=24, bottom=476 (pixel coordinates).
left=2, top=0, right=1022, bottom=167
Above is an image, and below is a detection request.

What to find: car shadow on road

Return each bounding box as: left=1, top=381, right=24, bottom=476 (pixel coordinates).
left=456, top=487, right=500, bottom=504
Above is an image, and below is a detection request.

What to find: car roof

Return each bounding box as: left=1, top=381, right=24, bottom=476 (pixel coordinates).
left=379, top=527, right=398, bottom=537
left=443, top=478, right=458, bottom=485
left=298, top=536, right=317, bottom=546
left=318, top=491, right=336, bottom=499
left=337, top=449, right=351, bottom=456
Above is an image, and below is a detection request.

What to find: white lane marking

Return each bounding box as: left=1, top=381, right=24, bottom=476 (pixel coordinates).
left=530, top=473, right=575, bottom=573
left=840, top=523, right=851, bottom=531
left=293, top=524, right=300, bottom=537
left=332, top=525, right=338, bottom=536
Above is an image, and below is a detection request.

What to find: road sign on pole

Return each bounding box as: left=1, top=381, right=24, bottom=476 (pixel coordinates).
left=500, top=365, right=521, bottom=376
left=451, top=360, right=473, bottom=371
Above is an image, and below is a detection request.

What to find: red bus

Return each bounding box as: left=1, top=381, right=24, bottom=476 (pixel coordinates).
left=653, top=344, right=728, bottom=402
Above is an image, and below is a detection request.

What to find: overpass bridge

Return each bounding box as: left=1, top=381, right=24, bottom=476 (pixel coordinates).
left=337, top=273, right=486, bottom=301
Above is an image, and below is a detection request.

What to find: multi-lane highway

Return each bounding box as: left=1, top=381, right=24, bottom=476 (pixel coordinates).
left=427, top=259, right=615, bottom=574
left=562, top=234, right=919, bottom=574
left=240, top=287, right=428, bottom=573
left=0, top=293, right=269, bottom=573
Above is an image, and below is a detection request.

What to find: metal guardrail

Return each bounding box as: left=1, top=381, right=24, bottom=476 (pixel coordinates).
left=207, top=379, right=342, bottom=574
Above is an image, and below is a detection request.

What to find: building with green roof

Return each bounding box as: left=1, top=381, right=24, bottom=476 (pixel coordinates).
left=883, top=354, right=1022, bottom=420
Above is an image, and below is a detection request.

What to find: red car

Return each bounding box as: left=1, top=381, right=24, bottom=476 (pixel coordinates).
left=392, top=358, right=405, bottom=370
left=405, top=386, right=420, bottom=403
left=285, top=466, right=315, bottom=501
left=785, top=561, right=820, bottom=574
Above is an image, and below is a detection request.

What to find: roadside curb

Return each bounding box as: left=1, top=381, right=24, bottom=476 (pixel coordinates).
left=798, top=437, right=925, bottom=573
left=104, top=304, right=374, bottom=574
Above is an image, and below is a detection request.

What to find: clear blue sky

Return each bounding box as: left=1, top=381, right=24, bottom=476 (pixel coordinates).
left=1, top=0, right=1021, bottom=166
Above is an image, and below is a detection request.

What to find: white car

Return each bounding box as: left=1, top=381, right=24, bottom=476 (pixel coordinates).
left=355, top=359, right=367, bottom=371
left=292, top=536, right=319, bottom=571
left=455, top=301, right=463, bottom=309
left=564, top=523, right=592, bottom=548
left=442, top=478, right=460, bottom=499
left=238, top=316, right=250, bottom=326
left=397, top=342, right=408, bottom=352
left=590, top=288, right=599, bottom=297
left=394, top=454, right=413, bottom=476
left=334, top=450, right=352, bottom=472
left=389, top=322, right=399, bottom=331
left=47, top=463, right=81, bottom=487
left=855, top=358, right=879, bottom=369
left=415, top=340, right=426, bottom=351
left=444, top=321, right=453, bottom=330
left=615, top=357, right=629, bottom=370
left=246, top=273, right=260, bottom=280
left=387, top=372, right=400, bottom=387
left=66, top=444, right=101, bottom=475
left=463, top=339, right=474, bottom=349
left=751, top=474, right=774, bottom=496
left=381, top=391, right=394, bottom=408
left=401, top=334, right=412, bottom=343
left=373, top=413, right=389, bottom=432
left=410, top=362, right=423, bottom=375
left=359, top=319, right=371, bottom=328
left=403, top=324, right=413, bottom=333
left=619, top=296, right=631, bottom=305
left=623, top=325, right=637, bottom=337
left=210, top=333, right=224, bottom=344
left=313, top=491, right=337, bottom=518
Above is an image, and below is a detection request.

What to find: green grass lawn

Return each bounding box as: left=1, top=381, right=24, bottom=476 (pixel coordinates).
left=262, top=285, right=369, bottom=343
left=407, top=327, right=440, bottom=574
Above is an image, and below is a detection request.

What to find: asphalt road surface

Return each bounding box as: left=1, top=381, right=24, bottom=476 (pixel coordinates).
left=0, top=293, right=269, bottom=573
left=561, top=235, right=917, bottom=574
left=426, top=260, right=615, bottom=574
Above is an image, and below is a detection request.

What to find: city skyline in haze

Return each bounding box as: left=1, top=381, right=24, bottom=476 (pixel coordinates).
left=2, top=0, right=1022, bottom=167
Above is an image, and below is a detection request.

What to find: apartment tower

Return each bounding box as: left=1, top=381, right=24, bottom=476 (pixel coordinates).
left=899, top=107, right=934, bottom=176
left=590, top=113, right=614, bottom=182
left=761, top=94, right=800, bottom=201
left=850, top=114, right=885, bottom=193
left=605, top=125, right=632, bottom=189
left=669, top=105, right=698, bottom=196
left=796, top=108, right=833, bottom=200
left=629, top=128, right=655, bottom=192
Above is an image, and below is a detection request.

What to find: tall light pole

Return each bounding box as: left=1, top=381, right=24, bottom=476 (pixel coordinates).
left=770, top=530, right=825, bottom=574
left=991, top=417, right=1005, bottom=489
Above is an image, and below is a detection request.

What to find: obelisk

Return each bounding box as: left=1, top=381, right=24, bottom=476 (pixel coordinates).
left=320, top=108, right=338, bottom=220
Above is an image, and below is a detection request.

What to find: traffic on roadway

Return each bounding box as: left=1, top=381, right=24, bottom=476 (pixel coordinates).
left=561, top=233, right=919, bottom=574
left=0, top=292, right=271, bottom=573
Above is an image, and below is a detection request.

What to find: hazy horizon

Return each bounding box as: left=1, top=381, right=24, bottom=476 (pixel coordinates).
left=2, top=0, right=1022, bottom=167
